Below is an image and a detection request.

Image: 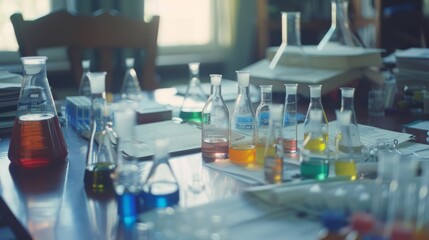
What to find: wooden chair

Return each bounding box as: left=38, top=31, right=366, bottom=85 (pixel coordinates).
left=10, top=10, right=160, bottom=92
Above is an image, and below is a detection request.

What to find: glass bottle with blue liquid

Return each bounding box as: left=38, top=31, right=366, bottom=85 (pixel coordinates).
left=141, top=139, right=180, bottom=211
left=229, top=70, right=256, bottom=166
left=300, top=109, right=330, bottom=180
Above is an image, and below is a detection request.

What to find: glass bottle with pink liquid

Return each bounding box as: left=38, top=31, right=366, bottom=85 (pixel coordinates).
left=8, top=56, right=68, bottom=168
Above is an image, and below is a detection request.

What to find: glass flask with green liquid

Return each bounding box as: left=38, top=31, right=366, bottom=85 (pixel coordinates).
left=300, top=109, right=329, bottom=180
left=179, top=62, right=207, bottom=123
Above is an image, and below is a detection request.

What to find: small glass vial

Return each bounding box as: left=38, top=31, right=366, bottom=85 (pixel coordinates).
left=141, top=139, right=180, bottom=211
left=179, top=62, right=207, bottom=123
left=78, top=59, right=91, bottom=97
left=337, top=87, right=362, bottom=155
left=120, top=58, right=142, bottom=102
left=255, top=85, right=273, bottom=165
left=84, top=72, right=117, bottom=192
left=334, top=110, right=357, bottom=180
left=201, top=74, right=230, bottom=162
left=304, top=85, right=329, bottom=144
left=301, top=109, right=329, bottom=180
left=229, top=71, right=256, bottom=166
left=283, top=83, right=298, bottom=153
left=264, top=104, right=284, bottom=184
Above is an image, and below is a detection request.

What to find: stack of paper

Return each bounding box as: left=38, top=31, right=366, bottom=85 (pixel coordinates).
left=395, top=48, right=429, bottom=89
left=0, top=71, right=22, bottom=130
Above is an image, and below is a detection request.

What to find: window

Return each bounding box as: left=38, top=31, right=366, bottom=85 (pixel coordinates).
left=144, top=0, right=232, bottom=63
left=0, top=0, right=51, bottom=51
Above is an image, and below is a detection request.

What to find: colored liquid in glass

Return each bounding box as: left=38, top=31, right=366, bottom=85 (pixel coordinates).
left=229, top=144, right=256, bottom=165
left=264, top=156, right=283, bottom=184
left=116, top=190, right=140, bottom=224
left=179, top=110, right=202, bottom=123
left=335, top=160, right=357, bottom=180
left=141, top=181, right=179, bottom=211
left=84, top=162, right=116, bottom=191
left=304, top=132, right=328, bottom=147
left=8, top=113, right=68, bottom=168
left=255, top=143, right=275, bottom=165
left=303, top=137, right=327, bottom=152
left=283, top=138, right=297, bottom=153
left=300, top=157, right=329, bottom=180
left=201, top=138, right=229, bottom=162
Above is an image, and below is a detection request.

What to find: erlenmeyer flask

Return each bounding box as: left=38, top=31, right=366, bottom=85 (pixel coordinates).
left=141, top=139, right=180, bottom=211
left=303, top=85, right=329, bottom=144
left=255, top=85, right=272, bottom=165
left=337, top=87, right=362, bottom=154
left=8, top=56, right=68, bottom=168
left=78, top=59, right=91, bottom=97
left=317, top=0, right=364, bottom=50
left=334, top=110, right=357, bottom=180
left=84, top=72, right=117, bottom=192
left=120, top=58, right=142, bottom=102
left=269, top=12, right=309, bottom=70
left=179, top=62, right=207, bottom=123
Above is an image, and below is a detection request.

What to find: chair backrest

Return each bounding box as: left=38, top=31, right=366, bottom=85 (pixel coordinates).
left=11, top=10, right=160, bottom=92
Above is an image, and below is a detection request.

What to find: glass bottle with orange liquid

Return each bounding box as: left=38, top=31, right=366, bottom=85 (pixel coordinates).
left=255, top=85, right=272, bottom=165
left=303, top=85, right=329, bottom=144
left=264, top=104, right=284, bottom=184
left=8, top=56, right=68, bottom=168
left=283, top=83, right=298, bottom=153
left=334, top=110, right=357, bottom=180
left=229, top=71, right=256, bottom=166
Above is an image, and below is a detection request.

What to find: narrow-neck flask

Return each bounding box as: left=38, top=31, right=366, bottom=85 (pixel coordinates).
left=84, top=72, right=117, bottom=192
left=317, top=0, right=364, bottom=50
left=269, top=12, right=308, bottom=70
left=120, top=58, right=142, bottom=102
left=255, top=85, right=273, bottom=165
left=301, top=109, right=329, bottom=180
left=141, top=139, right=180, bottom=211
left=338, top=87, right=362, bottom=154
left=78, top=60, right=91, bottom=97
left=334, top=110, right=357, bottom=180
left=264, top=104, right=284, bottom=184
left=201, top=74, right=230, bottom=162
left=229, top=71, right=256, bottom=166
left=8, top=56, right=68, bottom=168
left=283, top=84, right=298, bottom=153
left=179, top=62, right=207, bottom=123
left=304, top=85, right=329, bottom=144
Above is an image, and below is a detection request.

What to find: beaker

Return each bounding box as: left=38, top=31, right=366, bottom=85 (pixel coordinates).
left=8, top=56, right=68, bottom=168
left=179, top=62, right=207, bottom=123
left=269, top=12, right=309, bottom=70
left=317, top=0, right=364, bottom=50
left=78, top=60, right=91, bottom=97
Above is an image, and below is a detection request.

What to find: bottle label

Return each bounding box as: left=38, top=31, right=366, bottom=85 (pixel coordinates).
left=235, top=116, right=253, bottom=129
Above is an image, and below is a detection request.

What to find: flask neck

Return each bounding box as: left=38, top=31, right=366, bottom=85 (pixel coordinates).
left=211, top=84, right=222, bottom=96
left=91, top=93, right=108, bottom=131
left=260, top=90, right=272, bottom=104
left=341, top=96, right=355, bottom=111
left=281, top=12, right=301, bottom=46
left=330, top=0, right=350, bottom=28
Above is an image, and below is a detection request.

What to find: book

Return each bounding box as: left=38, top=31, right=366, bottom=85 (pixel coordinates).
left=243, top=59, right=364, bottom=97
left=395, top=48, right=429, bottom=72
left=266, top=45, right=383, bottom=70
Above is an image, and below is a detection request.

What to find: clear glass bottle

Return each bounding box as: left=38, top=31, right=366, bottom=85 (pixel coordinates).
left=84, top=72, right=117, bottom=192
left=301, top=109, right=330, bottom=180
left=141, top=139, right=180, bottom=211
left=255, top=85, right=273, bottom=165
left=120, top=58, right=142, bottom=102
left=78, top=59, right=91, bottom=97
left=337, top=87, right=362, bottom=155
left=8, top=56, right=68, bottom=168
left=334, top=110, right=357, bottom=180
left=317, top=0, right=364, bottom=50
left=179, top=62, right=207, bottom=123
left=283, top=83, right=298, bottom=153
left=269, top=12, right=309, bottom=70
left=201, top=74, right=230, bottom=162
left=304, top=85, right=329, bottom=144
left=112, top=106, right=140, bottom=224
left=264, top=104, right=284, bottom=184
left=229, top=71, right=256, bottom=166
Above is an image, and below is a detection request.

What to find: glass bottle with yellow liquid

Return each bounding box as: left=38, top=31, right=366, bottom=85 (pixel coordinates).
left=300, top=109, right=329, bottom=180
left=229, top=71, right=256, bottom=166
left=334, top=110, right=357, bottom=180
left=303, top=85, right=328, bottom=144
left=337, top=87, right=362, bottom=155
left=255, top=85, right=273, bottom=165
left=264, top=104, right=284, bottom=184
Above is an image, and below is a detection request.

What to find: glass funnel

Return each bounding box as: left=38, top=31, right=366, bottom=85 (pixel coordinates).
left=8, top=56, right=68, bottom=168
left=269, top=12, right=309, bottom=70
left=317, top=0, right=364, bottom=50
left=179, top=62, right=207, bottom=123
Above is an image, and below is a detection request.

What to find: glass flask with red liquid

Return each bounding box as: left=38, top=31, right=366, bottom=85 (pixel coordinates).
left=8, top=56, right=68, bottom=168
